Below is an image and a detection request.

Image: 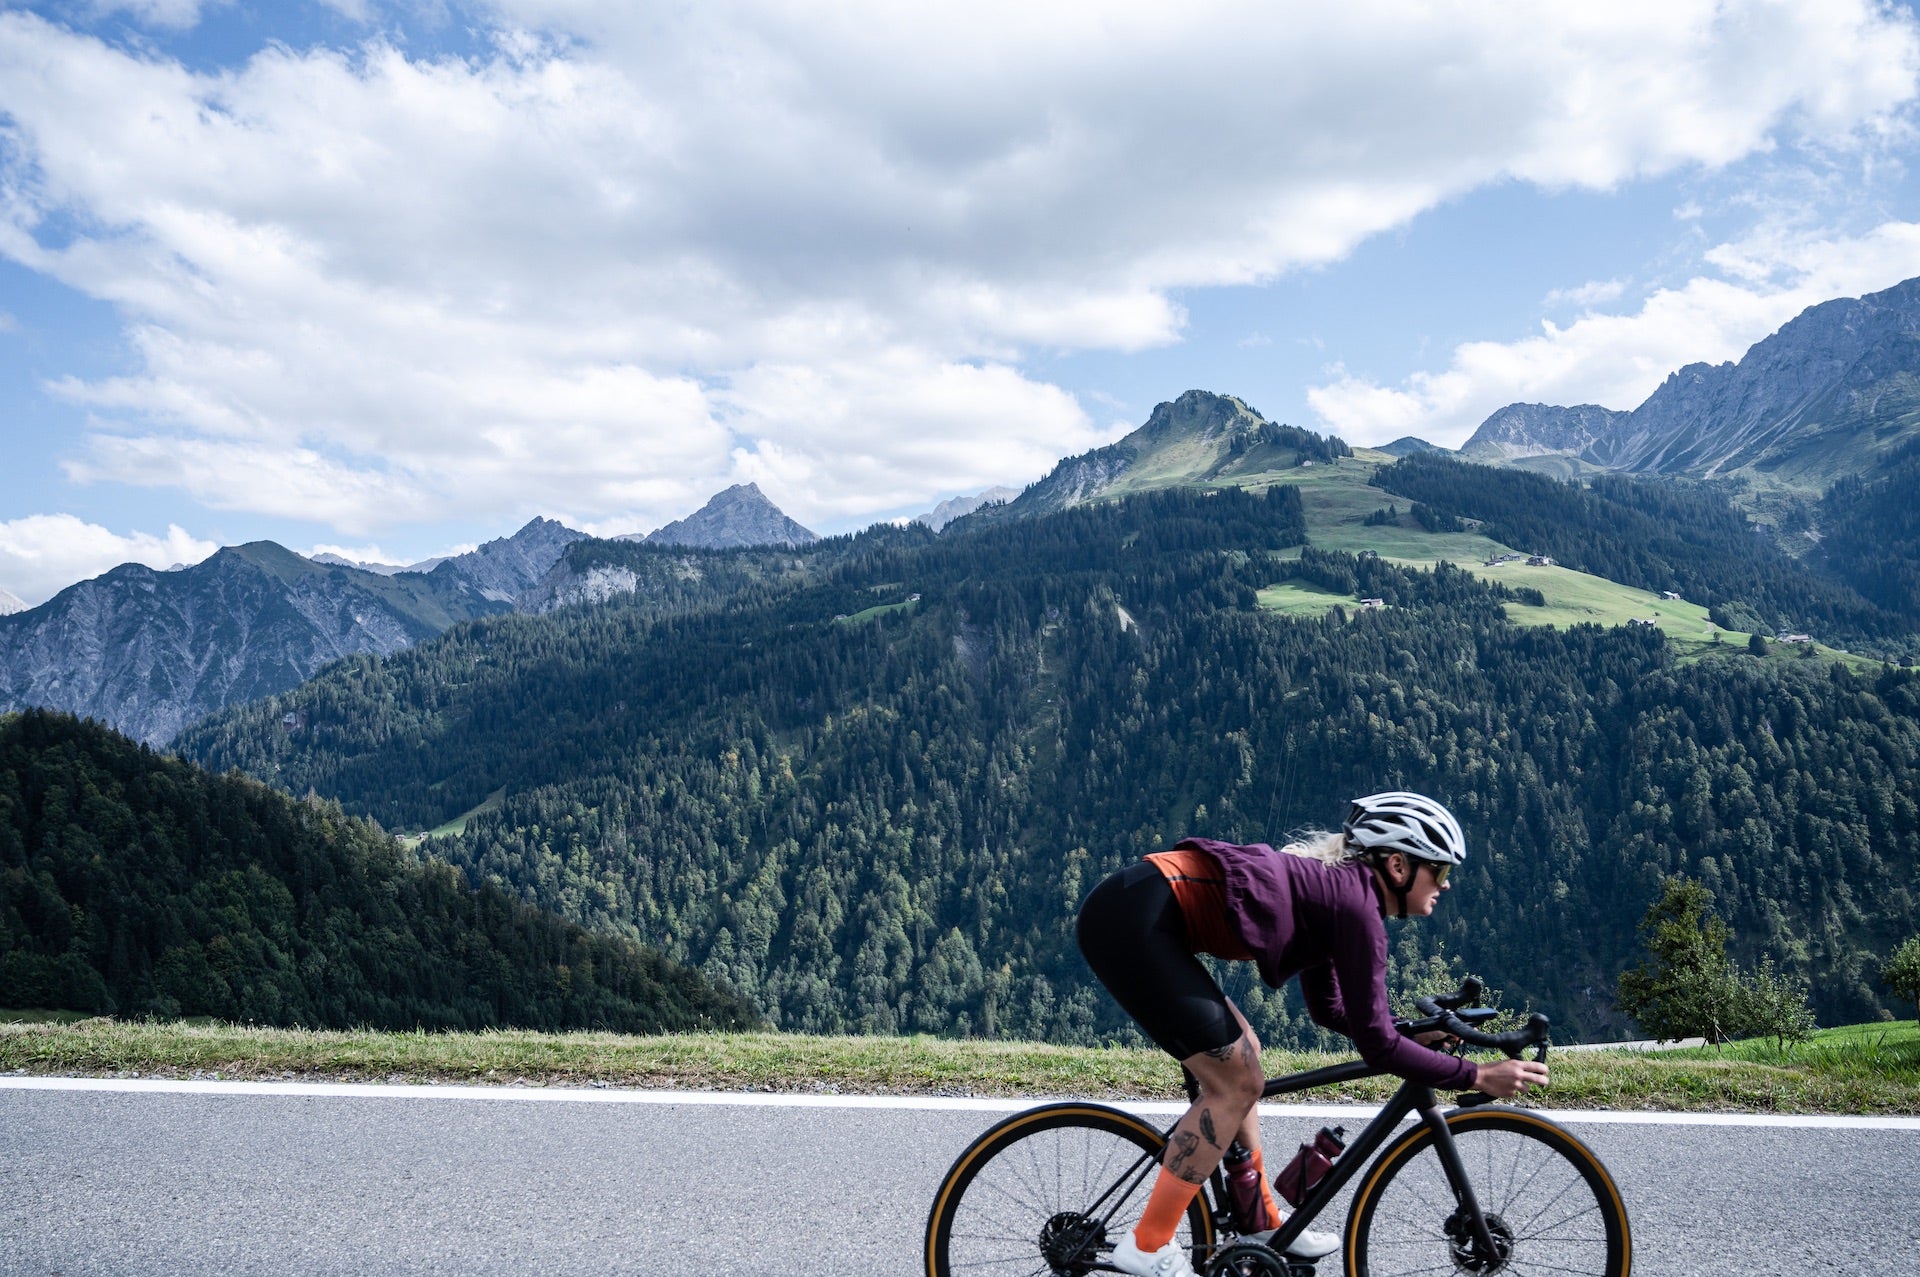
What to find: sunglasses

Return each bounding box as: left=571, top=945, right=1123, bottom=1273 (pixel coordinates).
left=1423, top=861, right=1451, bottom=886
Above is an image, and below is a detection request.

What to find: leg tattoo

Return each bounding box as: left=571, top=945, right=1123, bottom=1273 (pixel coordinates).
left=1164, top=1129, right=1206, bottom=1183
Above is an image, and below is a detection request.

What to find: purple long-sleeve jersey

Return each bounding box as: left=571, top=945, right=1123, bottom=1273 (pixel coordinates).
left=1174, top=838, right=1478, bottom=1091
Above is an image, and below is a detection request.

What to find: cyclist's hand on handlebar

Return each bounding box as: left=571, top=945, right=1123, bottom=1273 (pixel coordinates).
left=1474, top=1058, right=1549, bottom=1099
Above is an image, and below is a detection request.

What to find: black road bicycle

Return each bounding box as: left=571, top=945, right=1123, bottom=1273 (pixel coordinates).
left=924, top=980, right=1630, bottom=1277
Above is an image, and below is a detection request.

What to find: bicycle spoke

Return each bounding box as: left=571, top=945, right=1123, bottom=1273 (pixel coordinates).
left=1516, top=1200, right=1604, bottom=1236
left=932, top=1109, right=1197, bottom=1277
left=1497, top=1258, right=1612, bottom=1277
left=1368, top=1259, right=1465, bottom=1277
left=1507, top=1166, right=1591, bottom=1236
left=1350, top=1119, right=1623, bottom=1277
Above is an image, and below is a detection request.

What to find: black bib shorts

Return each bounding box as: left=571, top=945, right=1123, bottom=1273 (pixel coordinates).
left=1075, top=860, right=1241, bottom=1061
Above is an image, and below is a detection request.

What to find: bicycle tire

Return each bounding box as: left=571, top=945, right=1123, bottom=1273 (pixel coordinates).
left=925, top=1101, right=1217, bottom=1277
left=1344, top=1106, right=1630, bottom=1277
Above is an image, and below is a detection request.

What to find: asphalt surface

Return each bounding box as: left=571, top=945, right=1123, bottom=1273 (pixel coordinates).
left=3, top=1083, right=1917, bottom=1275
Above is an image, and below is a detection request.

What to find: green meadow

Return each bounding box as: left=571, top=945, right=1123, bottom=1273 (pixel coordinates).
left=2, top=1015, right=1913, bottom=1114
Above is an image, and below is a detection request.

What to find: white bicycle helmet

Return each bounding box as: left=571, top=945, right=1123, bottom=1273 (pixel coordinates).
left=1342, top=791, right=1467, bottom=866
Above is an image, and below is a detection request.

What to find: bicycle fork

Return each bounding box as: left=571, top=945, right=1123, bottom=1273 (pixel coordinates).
left=1417, top=1104, right=1505, bottom=1268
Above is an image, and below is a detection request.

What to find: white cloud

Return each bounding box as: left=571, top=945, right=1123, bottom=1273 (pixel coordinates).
left=1543, top=279, right=1628, bottom=309
left=1309, top=220, right=1920, bottom=447
left=720, top=354, right=1119, bottom=522
left=0, top=514, right=217, bottom=605
left=0, top=2, right=1916, bottom=531
left=308, top=542, right=404, bottom=567
left=85, top=0, right=213, bottom=31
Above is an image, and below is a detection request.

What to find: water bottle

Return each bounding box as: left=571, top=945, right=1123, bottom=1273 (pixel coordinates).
left=1221, top=1141, right=1273, bottom=1233
left=1274, top=1125, right=1346, bottom=1207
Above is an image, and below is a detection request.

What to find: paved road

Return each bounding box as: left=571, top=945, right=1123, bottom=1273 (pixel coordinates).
left=3, top=1081, right=1917, bottom=1275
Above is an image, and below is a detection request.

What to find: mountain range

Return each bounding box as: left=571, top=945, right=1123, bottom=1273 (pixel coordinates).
left=10, top=274, right=1920, bottom=757
left=8, top=273, right=1920, bottom=1046
left=1459, top=276, right=1920, bottom=492
left=0, top=488, right=826, bottom=744
left=0, top=520, right=580, bottom=746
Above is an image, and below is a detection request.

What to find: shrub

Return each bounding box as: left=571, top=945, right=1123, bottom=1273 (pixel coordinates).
left=1615, top=875, right=1816, bottom=1048
left=1886, top=938, right=1920, bottom=1026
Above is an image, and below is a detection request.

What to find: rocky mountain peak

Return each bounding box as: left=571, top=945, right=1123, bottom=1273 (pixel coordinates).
left=0, top=586, right=26, bottom=616
left=643, top=483, right=818, bottom=549
left=1459, top=403, right=1632, bottom=465
left=1138, top=390, right=1266, bottom=442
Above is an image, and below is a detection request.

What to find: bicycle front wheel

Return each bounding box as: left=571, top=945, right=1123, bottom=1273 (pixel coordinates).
left=925, top=1102, right=1216, bottom=1277
left=1345, top=1106, right=1630, bottom=1277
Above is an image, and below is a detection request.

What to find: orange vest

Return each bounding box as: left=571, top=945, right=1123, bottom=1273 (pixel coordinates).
left=1144, top=847, right=1254, bottom=960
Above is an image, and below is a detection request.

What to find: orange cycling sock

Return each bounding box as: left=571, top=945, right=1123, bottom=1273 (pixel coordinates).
left=1133, top=1166, right=1203, bottom=1252
left=1249, top=1146, right=1285, bottom=1225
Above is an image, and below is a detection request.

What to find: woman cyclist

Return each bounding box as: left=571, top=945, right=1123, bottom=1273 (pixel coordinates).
left=1076, top=791, right=1549, bottom=1277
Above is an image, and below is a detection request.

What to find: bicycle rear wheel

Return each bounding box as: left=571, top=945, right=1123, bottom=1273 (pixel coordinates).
left=1345, top=1106, right=1629, bottom=1277
left=925, top=1102, right=1216, bottom=1277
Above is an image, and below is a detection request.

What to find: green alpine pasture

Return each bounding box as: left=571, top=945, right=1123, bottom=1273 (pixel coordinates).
left=3, top=1016, right=1914, bottom=1115
left=1246, top=457, right=1884, bottom=669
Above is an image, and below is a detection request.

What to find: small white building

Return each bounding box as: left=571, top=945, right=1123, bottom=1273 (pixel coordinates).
left=1527, top=555, right=1555, bottom=567
left=1778, top=632, right=1814, bottom=644
left=1661, top=591, right=1683, bottom=601
left=1358, top=597, right=1386, bottom=610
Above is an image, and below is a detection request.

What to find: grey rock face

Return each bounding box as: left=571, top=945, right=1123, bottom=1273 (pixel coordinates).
left=1608, top=277, right=1920, bottom=479
left=422, top=517, right=586, bottom=602
left=518, top=564, right=644, bottom=614
left=1465, top=276, right=1920, bottom=486
left=915, top=487, right=1020, bottom=531
left=0, top=518, right=583, bottom=747
left=640, top=484, right=817, bottom=549
left=1459, top=404, right=1631, bottom=464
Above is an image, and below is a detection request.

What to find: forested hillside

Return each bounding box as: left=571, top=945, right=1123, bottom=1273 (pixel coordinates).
left=1815, top=437, right=1920, bottom=620
left=177, top=485, right=1920, bottom=1046
left=1372, top=452, right=1912, bottom=649
left=0, top=710, right=757, bottom=1033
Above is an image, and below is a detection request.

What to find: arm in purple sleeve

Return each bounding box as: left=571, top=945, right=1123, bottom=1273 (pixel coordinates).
left=1329, top=919, right=1479, bottom=1090
left=1298, top=961, right=1352, bottom=1036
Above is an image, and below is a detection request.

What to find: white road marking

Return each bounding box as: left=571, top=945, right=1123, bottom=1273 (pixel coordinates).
left=2, top=1074, right=1916, bottom=1129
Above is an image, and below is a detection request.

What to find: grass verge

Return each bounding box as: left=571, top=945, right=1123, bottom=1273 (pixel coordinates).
left=2, top=1017, right=1915, bottom=1113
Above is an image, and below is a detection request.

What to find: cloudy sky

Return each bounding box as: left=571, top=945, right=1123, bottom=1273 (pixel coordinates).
left=5, top=1, right=1920, bottom=603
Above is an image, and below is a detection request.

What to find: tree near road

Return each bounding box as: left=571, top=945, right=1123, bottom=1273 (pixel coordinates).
left=1885, top=937, right=1920, bottom=1026
left=1616, top=876, right=1816, bottom=1048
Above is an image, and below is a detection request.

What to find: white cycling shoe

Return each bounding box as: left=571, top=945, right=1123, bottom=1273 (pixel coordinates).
left=1108, top=1232, right=1199, bottom=1277
left=1250, top=1221, right=1342, bottom=1260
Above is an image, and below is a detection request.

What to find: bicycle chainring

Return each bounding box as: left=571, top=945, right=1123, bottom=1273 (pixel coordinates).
left=1037, top=1211, right=1107, bottom=1274
left=1206, top=1241, right=1309, bottom=1277
left=1443, top=1208, right=1514, bottom=1273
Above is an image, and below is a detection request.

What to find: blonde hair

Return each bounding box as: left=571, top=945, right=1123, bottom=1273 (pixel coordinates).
left=1276, top=829, right=1359, bottom=865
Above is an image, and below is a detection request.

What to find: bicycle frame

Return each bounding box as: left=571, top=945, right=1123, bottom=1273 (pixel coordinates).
left=1063, top=1059, right=1505, bottom=1272
left=1241, top=1061, right=1503, bottom=1262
